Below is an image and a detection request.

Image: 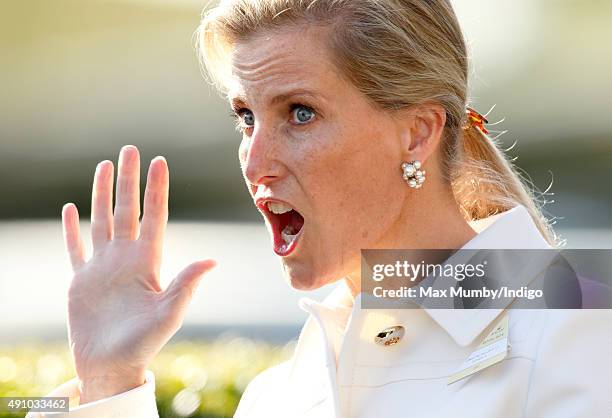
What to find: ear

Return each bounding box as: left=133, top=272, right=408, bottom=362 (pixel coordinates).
left=397, top=102, right=446, bottom=163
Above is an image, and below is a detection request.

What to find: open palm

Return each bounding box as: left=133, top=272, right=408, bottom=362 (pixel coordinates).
left=61, top=145, right=216, bottom=402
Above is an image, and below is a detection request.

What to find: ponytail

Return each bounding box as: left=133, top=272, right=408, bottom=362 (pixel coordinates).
left=449, top=114, right=559, bottom=247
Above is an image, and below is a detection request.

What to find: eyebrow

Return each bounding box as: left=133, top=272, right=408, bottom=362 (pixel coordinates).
left=229, top=88, right=324, bottom=111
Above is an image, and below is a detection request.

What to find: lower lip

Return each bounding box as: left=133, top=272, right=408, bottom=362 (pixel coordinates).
left=273, top=227, right=304, bottom=257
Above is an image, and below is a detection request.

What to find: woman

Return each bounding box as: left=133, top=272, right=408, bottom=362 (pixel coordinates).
left=28, top=0, right=611, bottom=417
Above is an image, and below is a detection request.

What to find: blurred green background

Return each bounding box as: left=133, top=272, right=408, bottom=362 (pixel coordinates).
left=1, top=0, right=611, bottom=417
left=0, top=338, right=294, bottom=418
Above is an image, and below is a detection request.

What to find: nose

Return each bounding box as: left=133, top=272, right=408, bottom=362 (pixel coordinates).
left=240, top=126, right=283, bottom=189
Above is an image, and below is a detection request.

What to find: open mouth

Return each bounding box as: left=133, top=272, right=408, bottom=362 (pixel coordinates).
left=257, top=200, right=305, bottom=257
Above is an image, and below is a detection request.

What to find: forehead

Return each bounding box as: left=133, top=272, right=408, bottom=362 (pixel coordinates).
left=227, top=25, right=339, bottom=103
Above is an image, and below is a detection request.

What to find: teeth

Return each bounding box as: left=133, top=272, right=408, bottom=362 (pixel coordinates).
left=267, top=201, right=293, bottom=214
left=281, top=224, right=298, bottom=244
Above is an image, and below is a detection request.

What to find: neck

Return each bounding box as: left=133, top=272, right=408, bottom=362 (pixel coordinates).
left=343, top=182, right=477, bottom=299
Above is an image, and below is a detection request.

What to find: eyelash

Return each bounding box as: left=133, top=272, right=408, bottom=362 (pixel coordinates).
left=229, top=103, right=317, bottom=133
left=229, top=109, right=249, bottom=133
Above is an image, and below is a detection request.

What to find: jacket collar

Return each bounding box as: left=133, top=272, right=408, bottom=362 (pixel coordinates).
left=301, top=204, right=553, bottom=347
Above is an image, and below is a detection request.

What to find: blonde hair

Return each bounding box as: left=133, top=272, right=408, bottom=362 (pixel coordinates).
left=195, top=0, right=559, bottom=246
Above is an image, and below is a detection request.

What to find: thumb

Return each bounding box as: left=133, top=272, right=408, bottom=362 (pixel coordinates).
left=163, top=259, right=217, bottom=312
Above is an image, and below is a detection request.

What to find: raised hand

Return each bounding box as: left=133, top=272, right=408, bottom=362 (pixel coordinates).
left=61, top=145, right=216, bottom=403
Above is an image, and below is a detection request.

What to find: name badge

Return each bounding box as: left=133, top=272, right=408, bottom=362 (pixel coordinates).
left=447, top=314, right=510, bottom=385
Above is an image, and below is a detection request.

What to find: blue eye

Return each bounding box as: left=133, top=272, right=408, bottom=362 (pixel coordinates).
left=291, top=105, right=315, bottom=124
left=240, top=110, right=255, bottom=127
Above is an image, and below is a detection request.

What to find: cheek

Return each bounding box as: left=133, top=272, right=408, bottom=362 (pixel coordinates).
left=238, top=137, right=251, bottom=180
left=238, top=137, right=248, bottom=165
left=283, top=120, right=402, bottom=284
left=340, top=141, right=399, bottom=233
left=302, top=121, right=402, bottom=242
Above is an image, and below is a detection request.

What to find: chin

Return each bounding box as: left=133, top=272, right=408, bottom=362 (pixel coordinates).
left=281, top=262, right=326, bottom=291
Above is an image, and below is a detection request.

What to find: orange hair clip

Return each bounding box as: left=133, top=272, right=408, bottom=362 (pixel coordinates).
left=464, top=106, right=489, bottom=135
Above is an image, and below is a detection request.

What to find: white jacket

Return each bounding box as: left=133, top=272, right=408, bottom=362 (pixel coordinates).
left=28, top=205, right=612, bottom=417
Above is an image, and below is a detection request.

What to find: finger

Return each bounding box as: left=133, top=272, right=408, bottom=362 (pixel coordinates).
left=113, top=145, right=141, bottom=240
left=139, top=156, right=169, bottom=249
left=62, top=203, right=86, bottom=270
left=161, top=260, right=217, bottom=326
left=91, top=160, right=114, bottom=251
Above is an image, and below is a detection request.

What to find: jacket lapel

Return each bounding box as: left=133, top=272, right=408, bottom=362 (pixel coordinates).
left=284, top=205, right=553, bottom=417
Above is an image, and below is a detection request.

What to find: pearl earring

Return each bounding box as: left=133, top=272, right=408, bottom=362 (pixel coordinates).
left=401, top=160, right=426, bottom=188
